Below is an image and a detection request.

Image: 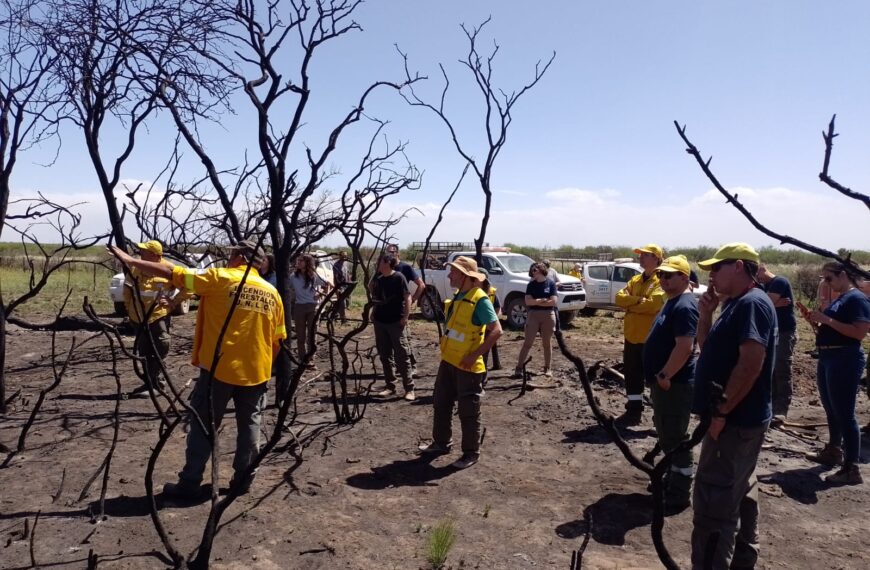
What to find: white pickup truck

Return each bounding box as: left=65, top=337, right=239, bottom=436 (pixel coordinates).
left=420, top=250, right=587, bottom=329
left=581, top=260, right=706, bottom=312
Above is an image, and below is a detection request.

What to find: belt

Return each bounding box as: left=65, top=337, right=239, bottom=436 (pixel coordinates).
left=817, top=345, right=847, bottom=350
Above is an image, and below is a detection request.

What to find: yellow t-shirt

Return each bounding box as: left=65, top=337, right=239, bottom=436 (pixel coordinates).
left=172, top=265, right=287, bottom=386
left=123, top=262, right=175, bottom=324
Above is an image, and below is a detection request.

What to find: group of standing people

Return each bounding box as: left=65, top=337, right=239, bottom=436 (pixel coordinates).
left=111, top=237, right=868, bottom=570
left=609, top=241, right=869, bottom=570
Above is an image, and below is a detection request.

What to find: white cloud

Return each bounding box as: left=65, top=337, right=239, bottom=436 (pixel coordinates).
left=384, top=186, right=869, bottom=251
left=8, top=184, right=867, bottom=253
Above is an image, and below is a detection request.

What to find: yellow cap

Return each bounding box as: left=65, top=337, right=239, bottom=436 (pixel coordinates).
left=136, top=240, right=163, bottom=256
left=698, top=242, right=759, bottom=270
left=658, top=254, right=691, bottom=275
left=633, top=243, right=663, bottom=260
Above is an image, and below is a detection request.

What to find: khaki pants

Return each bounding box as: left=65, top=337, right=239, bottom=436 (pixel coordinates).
left=691, top=421, right=768, bottom=570
left=516, top=309, right=556, bottom=370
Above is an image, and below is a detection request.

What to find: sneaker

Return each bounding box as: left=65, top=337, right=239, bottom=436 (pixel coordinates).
left=806, top=444, right=844, bottom=467
left=376, top=388, right=397, bottom=397
left=403, top=390, right=417, bottom=402
left=510, top=369, right=523, bottom=379
left=825, top=463, right=863, bottom=485
left=162, top=480, right=203, bottom=500
left=451, top=453, right=480, bottom=469
left=542, top=368, right=553, bottom=378
left=418, top=441, right=451, bottom=455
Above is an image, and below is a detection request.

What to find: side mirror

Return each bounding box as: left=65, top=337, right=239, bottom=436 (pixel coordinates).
left=487, top=266, right=503, bottom=275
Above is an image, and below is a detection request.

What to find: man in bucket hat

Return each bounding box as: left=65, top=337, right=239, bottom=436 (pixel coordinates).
left=690, top=243, right=776, bottom=569
left=614, top=243, right=666, bottom=425
left=642, top=254, right=698, bottom=510
left=419, top=256, right=502, bottom=469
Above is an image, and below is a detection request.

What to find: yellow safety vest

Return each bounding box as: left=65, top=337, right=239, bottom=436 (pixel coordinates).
left=440, top=287, right=488, bottom=373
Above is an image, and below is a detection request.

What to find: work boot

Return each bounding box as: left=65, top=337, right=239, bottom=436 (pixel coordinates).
left=228, top=475, right=254, bottom=495
left=616, top=403, right=643, bottom=427
left=825, top=463, right=863, bottom=485
left=805, top=444, right=844, bottom=467
left=162, top=480, right=203, bottom=500
left=510, top=368, right=523, bottom=379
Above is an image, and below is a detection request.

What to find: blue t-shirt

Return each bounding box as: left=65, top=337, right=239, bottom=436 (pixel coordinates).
left=643, top=293, right=699, bottom=385
left=693, top=287, right=777, bottom=427
left=764, top=275, right=796, bottom=332
left=526, top=278, right=557, bottom=311
left=395, top=261, right=419, bottom=285
left=448, top=289, right=498, bottom=326
left=817, top=288, right=870, bottom=347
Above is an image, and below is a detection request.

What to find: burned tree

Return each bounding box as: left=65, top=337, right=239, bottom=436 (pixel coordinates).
left=0, top=0, right=64, bottom=413
left=675, top=116, right=869, bottom=279
left=400, top=17, right=554, bottom=263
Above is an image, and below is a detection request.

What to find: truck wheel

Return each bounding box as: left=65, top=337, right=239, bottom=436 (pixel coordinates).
left=419, top=288, right=443, bottom=321
left=171, top=298, right=190, bottom=316
left=113, top=302, right=127, bottom=316
left=559, top=310, right=577, bottom=327
left=505, top=296, right=528, bottom=329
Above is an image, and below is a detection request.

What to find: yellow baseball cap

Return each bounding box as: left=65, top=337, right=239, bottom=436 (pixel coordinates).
left=633, top=243, right=663, bottom=260
left=698, top=242, right=759, bottom=270
left=658, top=254, right=690, bottom=275
left=136, top=240, right=163, bottom=256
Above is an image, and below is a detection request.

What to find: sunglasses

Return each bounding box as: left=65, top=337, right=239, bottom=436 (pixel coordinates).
left=709, top=259, right=738, bottom=272
left=656, top=271, right=679, bottom=280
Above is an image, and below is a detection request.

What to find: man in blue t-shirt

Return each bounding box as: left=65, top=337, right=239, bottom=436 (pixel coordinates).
left=387, top=244, right=426, bottom=375
left=642, top=255, right=698, bottom=509
left=691, top=243, right=776, bottom=570
left=757, top=264, right=796, bottom=422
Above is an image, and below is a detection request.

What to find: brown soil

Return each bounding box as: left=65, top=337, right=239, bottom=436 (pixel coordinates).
left=1, top=312, right=868, bottom=569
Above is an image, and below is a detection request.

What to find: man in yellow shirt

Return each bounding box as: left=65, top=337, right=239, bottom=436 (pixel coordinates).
left=122, top=240, right=180, bottom=392
left=614, top=243, right=666, bottom=426
left=109, top=239, right=286, bottom=499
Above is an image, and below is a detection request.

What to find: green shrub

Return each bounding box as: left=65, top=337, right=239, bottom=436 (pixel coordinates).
left=425, top=519, right=457, bottom=569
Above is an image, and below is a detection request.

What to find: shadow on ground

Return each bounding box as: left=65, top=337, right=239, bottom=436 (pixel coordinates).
left=346, top=455, right=457, bottom=490
left=556, top=492, right=652, bottom=546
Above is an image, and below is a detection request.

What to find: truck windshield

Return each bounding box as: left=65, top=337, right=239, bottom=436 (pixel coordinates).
left=496, top=254, right=536, bottom=274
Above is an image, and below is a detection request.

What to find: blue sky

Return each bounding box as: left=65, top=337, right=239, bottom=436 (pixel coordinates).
left=10, top=0, right=870, bottom=251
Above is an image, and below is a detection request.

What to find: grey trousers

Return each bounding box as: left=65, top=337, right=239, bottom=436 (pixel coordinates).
left=293, top=302, right=317, bottom=360
left=134, top=317, right=170, bottom=387
left=373, top=320, right=414, bottom=391
left=432, top=361, right=485, bottom=454
left=691, top=420, right=769, bottom=570
left=772, top=329, right=796, bottom=417
left=180, top=370, right=269, bottom=485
